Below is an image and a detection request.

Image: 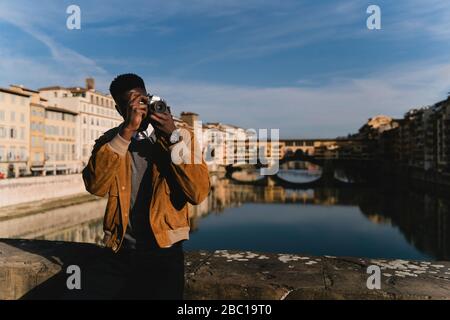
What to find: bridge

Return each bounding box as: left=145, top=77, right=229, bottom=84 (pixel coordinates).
left=225, top=150, right=372, bottom=189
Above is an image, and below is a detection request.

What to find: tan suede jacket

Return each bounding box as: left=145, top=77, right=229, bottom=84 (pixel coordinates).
left=82, top=125, right=210, bottom=252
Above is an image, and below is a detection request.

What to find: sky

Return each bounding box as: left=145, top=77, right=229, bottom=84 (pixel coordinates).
left=1, top=0, right=450, bottom=138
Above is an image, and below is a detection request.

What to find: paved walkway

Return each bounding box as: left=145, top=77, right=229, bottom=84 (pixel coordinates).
left=1, top=239, right=449, bottom=299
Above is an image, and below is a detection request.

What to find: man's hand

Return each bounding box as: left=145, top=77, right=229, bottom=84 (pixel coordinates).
left=150, top=111, right=177, bottom=139
left=119, top=95, right=149, bottom=141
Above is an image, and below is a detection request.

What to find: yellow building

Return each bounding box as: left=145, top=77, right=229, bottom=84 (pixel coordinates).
left=0, top=87, right=31, bottom=178
left=9, top=85, right=47, bottom=175
left=44, top=106, right=78, bottom=175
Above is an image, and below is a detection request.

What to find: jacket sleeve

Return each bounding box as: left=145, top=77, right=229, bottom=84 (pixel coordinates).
left=159, top=129, right=211, bottom=205
left=82, top=133, right=130, bottom=197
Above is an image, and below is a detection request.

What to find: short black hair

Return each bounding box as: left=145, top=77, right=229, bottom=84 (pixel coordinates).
left=109, top=73, right=146, bottom=105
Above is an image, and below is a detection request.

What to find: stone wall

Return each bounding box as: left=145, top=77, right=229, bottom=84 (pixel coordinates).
left=1, top=239, right=450, bottom=300
left=0, top=174, right=87, bottom=208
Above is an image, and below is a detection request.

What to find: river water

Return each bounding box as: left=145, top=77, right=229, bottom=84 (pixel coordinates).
left=1, top=162, right=449, bottom=261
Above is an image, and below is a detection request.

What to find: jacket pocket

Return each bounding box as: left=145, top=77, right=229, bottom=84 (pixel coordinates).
left=164, top=206, right=189, bottom=230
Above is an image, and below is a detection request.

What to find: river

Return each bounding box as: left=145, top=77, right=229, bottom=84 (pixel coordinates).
left=1, top=162, right=449, bottom=261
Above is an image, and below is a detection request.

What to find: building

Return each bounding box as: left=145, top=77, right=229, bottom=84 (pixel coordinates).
left=43, top=106, right=78, bottom=175
left=0, top=87, right=31, bottom=178
left=200, top=122, right=282, bottom=171
left=9, top=85, right=47, bottom=175
left=352, top=96, right=450, bottom=177
left=39, top=78, right=122, bottom=170
left=435, top=98, right=450, bottom=173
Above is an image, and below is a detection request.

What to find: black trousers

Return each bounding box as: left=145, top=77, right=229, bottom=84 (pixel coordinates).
left=65, top=242, right=185, bottom=300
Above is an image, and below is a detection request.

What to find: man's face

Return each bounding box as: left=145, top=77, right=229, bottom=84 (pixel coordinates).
left=117, top=87, right=150, bottom=131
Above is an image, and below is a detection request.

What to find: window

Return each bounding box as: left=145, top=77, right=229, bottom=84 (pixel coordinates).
left=20, top=113, right=25, bottom=123
left=0, top=127, right=5, bottom=138
left=10, top=111, right=15, bottom=121
left=10, top=127, right=17, bottom=139
left=0, top=110, right=4, bottom=120
left=0, top=145, right=5, bottom=161
left=8, top=147, right=15, bottom=160
left=20, top=127, right=25, bottom=140
left=20, top=147, right=26, bottom=161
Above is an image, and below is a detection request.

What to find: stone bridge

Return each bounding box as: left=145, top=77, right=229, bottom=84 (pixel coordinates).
left=1, top=239, right=450, bottom=300
left=225, top=153, right=373, bottom=188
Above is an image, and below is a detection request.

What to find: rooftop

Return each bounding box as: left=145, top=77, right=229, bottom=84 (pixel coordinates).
left=0, top=87, right=31, bottom=98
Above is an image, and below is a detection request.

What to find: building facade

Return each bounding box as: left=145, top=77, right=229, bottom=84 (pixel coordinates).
left=0, top=87, right=31, bottom=178
left=44, top=106, right=78, bottom=175
left=9, top=85, right=47, bottom=175
left=39, top=78, right=122, bottom=171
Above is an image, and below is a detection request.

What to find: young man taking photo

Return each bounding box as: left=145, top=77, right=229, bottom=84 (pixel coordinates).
left=80, top=73, right=210, bottom=299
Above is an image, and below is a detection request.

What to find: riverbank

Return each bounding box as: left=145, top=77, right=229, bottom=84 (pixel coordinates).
left=0, top=193, right=98, bottom=222
left=0, top=239, right=449, bottom=300
left=0, top=174, right=87, bottom=208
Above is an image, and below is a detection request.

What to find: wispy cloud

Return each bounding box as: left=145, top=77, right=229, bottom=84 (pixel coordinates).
left=0, top=1, right=107, bottom=81
left=0, top=0, right=449, bottom=139
left=149, top=60, right=450, bottom=138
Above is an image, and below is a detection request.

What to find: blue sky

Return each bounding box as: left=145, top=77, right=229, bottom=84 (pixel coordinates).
left=1, top=0, right=450, bottom=138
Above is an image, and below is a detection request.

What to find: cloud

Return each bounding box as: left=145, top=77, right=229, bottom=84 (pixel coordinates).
left=0, top=1, right=107, bottom=81
left=0, top=0, right=450, bottom=139
left=149, top=60, right=450, bottom=138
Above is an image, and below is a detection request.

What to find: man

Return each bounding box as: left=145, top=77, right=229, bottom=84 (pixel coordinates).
left=81, top=73, right=210, bottom=299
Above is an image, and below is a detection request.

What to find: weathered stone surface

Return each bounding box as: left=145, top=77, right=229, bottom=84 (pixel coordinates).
left=1, top=239, right=450, bottom=300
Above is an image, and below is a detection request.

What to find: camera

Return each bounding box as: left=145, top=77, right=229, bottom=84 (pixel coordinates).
left=144, top=94, right=169, bottom=114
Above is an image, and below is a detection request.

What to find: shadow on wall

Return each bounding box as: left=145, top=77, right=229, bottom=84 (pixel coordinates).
left=0, top=239, right=105, bottom=300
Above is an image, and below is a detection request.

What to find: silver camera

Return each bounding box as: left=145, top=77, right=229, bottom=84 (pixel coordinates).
left=145, top=94, right=168, bottom=114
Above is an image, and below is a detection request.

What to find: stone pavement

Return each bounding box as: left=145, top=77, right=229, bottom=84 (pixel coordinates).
left=1, top=239, right=449, bottom=300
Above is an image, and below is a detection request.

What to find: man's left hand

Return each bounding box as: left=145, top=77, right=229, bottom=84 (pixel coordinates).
left=150, top=111, right=177, bottom=138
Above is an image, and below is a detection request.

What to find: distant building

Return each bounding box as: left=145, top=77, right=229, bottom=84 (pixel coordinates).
left=0, top=78, right=215, bottom=178
left=0, top=87, right=31, bottom=178
left=435, top=98, right=450, bottom=173
left=43, top=105, right=78, bottom=175
left=9, top=85, right=47, bottom=175
left=39, top=78, right=122, bottom=170
left=357, top=115, right=400, bottom=139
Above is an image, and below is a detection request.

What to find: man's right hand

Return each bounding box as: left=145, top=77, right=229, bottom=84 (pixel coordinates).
left=119, top=95, right=149, bottom=141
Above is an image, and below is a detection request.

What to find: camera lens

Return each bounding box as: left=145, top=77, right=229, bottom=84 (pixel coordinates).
left=153, top=101, right=167, bottom=113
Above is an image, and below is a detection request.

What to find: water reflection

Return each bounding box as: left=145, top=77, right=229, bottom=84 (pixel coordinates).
left=1, top=173, right=450, bottom=261
left=277, top=161, right=322, bottom=183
